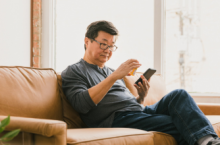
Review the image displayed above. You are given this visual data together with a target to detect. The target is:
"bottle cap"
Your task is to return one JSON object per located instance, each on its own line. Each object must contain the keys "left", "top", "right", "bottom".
{"left": 129, "top": 68, "right": 137, "bottom": 76}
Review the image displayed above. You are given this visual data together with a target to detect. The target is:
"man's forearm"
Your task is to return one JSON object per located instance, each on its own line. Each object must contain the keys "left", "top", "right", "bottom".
{"left": 88, "top": 73, "right": 118, "bottom": 104}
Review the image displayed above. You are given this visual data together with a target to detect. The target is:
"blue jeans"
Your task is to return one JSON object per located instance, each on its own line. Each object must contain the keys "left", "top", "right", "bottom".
{"left": 111, "top": 89, "right": 218, "bottom": 145}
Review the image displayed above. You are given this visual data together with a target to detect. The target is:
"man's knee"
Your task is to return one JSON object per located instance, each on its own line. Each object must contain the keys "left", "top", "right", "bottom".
{"left": 175, "top": 89, "right": 187, "bottom": 94}
{"left": 172, "top": 89, "right": 191, "bottom": 99}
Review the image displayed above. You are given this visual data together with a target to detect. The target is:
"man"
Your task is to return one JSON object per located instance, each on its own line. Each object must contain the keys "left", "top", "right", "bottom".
{"left": 61, "top": 20, "right": 220, "bottom": 145}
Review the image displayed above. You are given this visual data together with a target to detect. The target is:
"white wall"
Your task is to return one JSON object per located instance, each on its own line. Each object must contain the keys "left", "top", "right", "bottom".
{"left": 0, "top": 0, "right": 30, "bottom": 66}
{"left": 55, "top": 0, "right": 154, "bottom": 72}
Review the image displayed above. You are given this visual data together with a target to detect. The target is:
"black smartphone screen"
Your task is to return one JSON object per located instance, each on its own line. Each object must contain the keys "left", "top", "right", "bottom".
{"left": 134, "top": 68, "right": 156, "bottom": 85}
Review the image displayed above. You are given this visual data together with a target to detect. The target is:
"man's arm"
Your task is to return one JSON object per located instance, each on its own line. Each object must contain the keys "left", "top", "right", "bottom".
{"left": 88, "top": 73, "right": 117, "bottom": 104}
{"left": 88, "top": 59, "right": 141, "bottom": 104}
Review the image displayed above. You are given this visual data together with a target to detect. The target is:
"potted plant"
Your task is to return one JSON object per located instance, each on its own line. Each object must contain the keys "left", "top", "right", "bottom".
{"left": 0, "top": 116, "right": 20, "bottom": 145}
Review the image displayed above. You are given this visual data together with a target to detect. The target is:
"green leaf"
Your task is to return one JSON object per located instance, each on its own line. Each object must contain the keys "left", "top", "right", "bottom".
{"left": 0, "top": 127, "right": 5, "bottom": 133}
{"left": 0, "top": 116, "right": 10, "bottom": 128}
{"left": 0, "top": 129, "right": 20, "bottom": 142}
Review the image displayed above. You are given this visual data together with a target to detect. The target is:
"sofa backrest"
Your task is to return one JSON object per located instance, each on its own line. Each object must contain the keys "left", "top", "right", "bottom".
{"left": 0, "top": 66, "right": 63, "bottom": 121}
{"left": 57, "top": 72, "right": 87, "bottom": 128}
{"left": 57, "top": 72, "right": 167, "bottom": 128}
{"left": 123, "top": 73, "right": 167, "bottom": 106}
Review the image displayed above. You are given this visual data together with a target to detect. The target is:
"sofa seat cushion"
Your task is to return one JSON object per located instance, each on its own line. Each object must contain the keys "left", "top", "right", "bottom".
{"left": 67, "top": 128, "right": 177, "bottom": 145}
{"left": 66, "top": 116, "right": 220, "bottom": 145}
{"left": 206, "top": 115, "right": 220, "bottom": 137}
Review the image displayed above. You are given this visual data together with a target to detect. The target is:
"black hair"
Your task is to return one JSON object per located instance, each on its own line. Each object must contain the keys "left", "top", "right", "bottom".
{"left": 84, "top": 20, "right": 119, "bottom": 50}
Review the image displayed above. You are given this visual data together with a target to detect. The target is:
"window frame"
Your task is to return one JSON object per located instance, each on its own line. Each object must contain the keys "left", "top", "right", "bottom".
{"left": 154, "top": 0, "right": 166, "bottom": 76}
{"left": 41, "top": 0, "right": 56, "bottom": 69}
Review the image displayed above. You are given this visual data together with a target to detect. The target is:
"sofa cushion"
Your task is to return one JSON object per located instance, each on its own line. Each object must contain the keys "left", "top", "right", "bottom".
{"left": 206, "top": 115, "right": 220, "bottom": 137}
{"left": 66, "top": 128, "right": 177, "bottom": 145}
{"left": 57, "top": 72, "right": 87, "bottom": 128}
{"left": 66, "top": 115, "right": 220, "bottom": 145}
{"left": 0, "top": 66, "right": 63, "bottom": 120}
{"left": 123, "top": 72, "right": 167, "bottom": 106}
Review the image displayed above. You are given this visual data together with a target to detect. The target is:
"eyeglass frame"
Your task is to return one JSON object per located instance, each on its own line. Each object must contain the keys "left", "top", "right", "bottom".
{"left": 91, "top": 38, "right": 118, "bottom": 52}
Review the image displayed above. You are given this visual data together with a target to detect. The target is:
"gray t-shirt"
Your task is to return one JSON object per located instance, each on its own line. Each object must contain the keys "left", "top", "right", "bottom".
{"left": 61, "top": 59, "right": 144, "bottom": 127}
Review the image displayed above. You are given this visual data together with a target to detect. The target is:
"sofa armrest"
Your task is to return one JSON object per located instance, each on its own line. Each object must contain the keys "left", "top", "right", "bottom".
{"left": 197, "top": 103, "right": 220, "bottom": 115}
{"left": 0, "top": 115, "right": 67, "bottom": 145}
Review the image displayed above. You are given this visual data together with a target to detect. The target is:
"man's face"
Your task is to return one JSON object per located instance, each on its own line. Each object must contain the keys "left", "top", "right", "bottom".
{"left": 85, "top": 31, "right": 116, "bottom": 65}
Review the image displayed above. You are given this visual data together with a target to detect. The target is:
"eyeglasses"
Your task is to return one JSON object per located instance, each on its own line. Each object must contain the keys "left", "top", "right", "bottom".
{"left": 91, "top": 39, "right": 118, "bottom": 52}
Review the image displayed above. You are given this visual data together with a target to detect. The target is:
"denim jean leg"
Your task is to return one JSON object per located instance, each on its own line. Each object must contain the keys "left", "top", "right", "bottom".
{"left": 144, "top": 89, "right": 218, "bottom": 145}
{"left": 112, "top": 111, "right": 187, "bottom": 145}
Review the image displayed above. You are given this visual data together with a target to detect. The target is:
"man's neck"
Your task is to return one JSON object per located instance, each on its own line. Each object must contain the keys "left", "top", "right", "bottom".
{"left": 83, "top": 56, "right": 105, "bottom": 69}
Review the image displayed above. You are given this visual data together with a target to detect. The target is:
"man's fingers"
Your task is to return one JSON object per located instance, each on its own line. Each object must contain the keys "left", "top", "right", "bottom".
{"left": 134, "top": 82, "right": 142, "bottom": 90}
{"left": 127, "top": 59, "right": 139, "bottom": 64}
{"left": 141, "top": 76, "right": 150, "bottom": 91}
{"left": 141, "top": 76, "right": 147, "bottom": 86}
{"left": 128, "top": 62, "right": 141, "bottom": 67}
{"left": 141, "top": 75, "right": 150, "bottom": 85}
{"left": 132, "top": 64, "right": 141, "bottom": 69}
{"left": 145, "top": 81, "right": 150, "bottom": 89}
{"left": 134, "top": 84, "right": 140, "bottom": 90}
{"left": 138, "top": 82, "right": 145, "bottom": 92}
{"left": 135, "top": 75, "right": 150, "bottom": 92}
{"left": 123, "top": 60, "right": 141, "bottom": 73}
{"left": 126, "top": 59, "right": 141, "bottom": 67}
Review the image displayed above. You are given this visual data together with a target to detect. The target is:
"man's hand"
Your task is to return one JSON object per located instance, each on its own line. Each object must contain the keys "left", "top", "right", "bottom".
{"left": 112, "top": 59, "right": 141, "bottom": 80}
{"left": 134, "top": 75, "right": 151, "bottom": 104}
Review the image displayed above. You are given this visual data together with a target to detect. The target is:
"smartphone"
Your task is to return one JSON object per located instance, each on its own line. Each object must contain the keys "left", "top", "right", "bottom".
{"left": 135, "top": 68, "right": 156, "bottom": 85}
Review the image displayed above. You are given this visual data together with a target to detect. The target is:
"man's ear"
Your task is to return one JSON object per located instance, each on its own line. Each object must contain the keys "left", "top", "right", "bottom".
{"left": 84, "top": 37, "right": 89, "bottom": 48}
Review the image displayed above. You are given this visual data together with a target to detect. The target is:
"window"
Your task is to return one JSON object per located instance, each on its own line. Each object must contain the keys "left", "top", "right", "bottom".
{"left": 54, "top": 0, "right": 154, "bottom": 73}
{"left": 165, "top": 0, "right": 220, "bottom": 94}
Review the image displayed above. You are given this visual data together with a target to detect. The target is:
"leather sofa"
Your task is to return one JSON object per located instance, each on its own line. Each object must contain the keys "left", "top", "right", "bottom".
{"left": 0, "top": 66, "right": 220, "bottom": 145}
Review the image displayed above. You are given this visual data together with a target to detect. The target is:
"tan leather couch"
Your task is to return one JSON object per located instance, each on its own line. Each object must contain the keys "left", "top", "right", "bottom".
{"left": 0, "top": 66, "right": 220, "bottom": 145}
